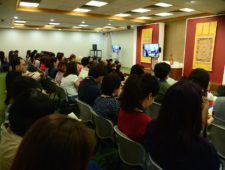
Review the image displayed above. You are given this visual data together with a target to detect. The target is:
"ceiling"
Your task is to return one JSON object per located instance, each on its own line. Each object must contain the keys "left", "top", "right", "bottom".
{"left": 0, "top": 0, "right": 225, "bottom": 32}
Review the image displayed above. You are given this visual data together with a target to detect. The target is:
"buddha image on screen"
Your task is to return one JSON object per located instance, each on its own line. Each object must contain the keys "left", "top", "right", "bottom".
{"left": 143, "top": 44, "right": 159, "bottom": 57}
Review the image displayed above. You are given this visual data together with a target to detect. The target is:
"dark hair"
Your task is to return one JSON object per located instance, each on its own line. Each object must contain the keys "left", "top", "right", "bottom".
{"left": 69, "top": 54, "right": 76, "bottom": 61}
{"left": 81, "top": 57, "right": 90, "bottom": 67}
{"left": 154, "top": 62, "right": 171, "bottom": 80}
{"left": 64, "top": 61, "right": 78, "bottom": 77}
{"left": 10, "top": 57, "right": 24, "bottom": 70}
{"left": 130, "top": 64, "right": 144, "bottom": 76}
{"left": 56, "top": 52, "right": 64, "bottom": 61}
{"left": 101, "top": 73, "right": 121, "bottom": 96}
{"left": 188, "top": 68, "right": 209, "bottom": 96}
{"left": 120, "top": 74, "right": 159, "bottom": 111}
{"left": 57, "top": 61, "right": 67, "bottom": 72}
{"left": 88, "top": 63, "right": 107, "bottom": 78}
{"left": 8, "top": 89, "right": 55, "bottom": 136}
{"left": 12, "top": 76, "right": 42, "bottom": 100}
{"left": 11, "top": 114, "right": 95, "bottom": 170}
{"left": 152, "top": 81, "right": 202, "bottom": 156}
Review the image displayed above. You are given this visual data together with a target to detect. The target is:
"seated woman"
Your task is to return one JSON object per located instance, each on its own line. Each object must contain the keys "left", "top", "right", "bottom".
{"left": 11, "top": 114, "right": 98, "bottom": 170}
{"left": 93, "top": 73, "right": 121, "bottom": 124}
{"left": 118, "top": 74, "right": 159, "bottom": 142}
{"left": 55, "top": 61, "right": 67, "bottom": 85}
{"left": 60, "top": 62, "right": 80, "bottom": 103}
{"left": 144, "top": 81, "right": 221, "bottom": 170}
{"left": 188, "top": 68, "right": 213, "bottom": 128}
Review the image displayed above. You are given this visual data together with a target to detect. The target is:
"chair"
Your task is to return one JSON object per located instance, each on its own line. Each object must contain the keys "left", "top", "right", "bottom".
{"left": 210, "top": 123, "right": 225, "bottom": 159}
{"left": 146, "top": 102, "right": 161, "bottom": 120}
{"left": 91, "top": 110, "right": 114, "bottom": 141}
{"left": 114, "top": 125, "right": 148, "bottom": 170}
{"left": 148, "top": 154, "right": 163, "bottom": 170}
{"left": 55, "top": 86, "right": 78, "bottom": 114}
{"left": 76, "top": 99, "right": 93, "bottom": 123}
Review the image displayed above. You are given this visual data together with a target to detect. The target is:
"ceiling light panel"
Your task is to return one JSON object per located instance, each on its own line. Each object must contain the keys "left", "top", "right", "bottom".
{"left": 49, "top": 22, "right": 60, "bottom": 25}
{"left": 115, "top": 13, "right": 131, "bottom": 17}
{"left": 155, "top": 12, "right": 173, "bottom": 16}
{"left": 131, "top": 8, "right": 150, "bottom": 13}
{"left": 73, "top": 8, "right": 91, "bottom": 12}
{"left": 180, "top": 8, "right": 195, "bottom": 12}
{"left": 155, "top": 2, "right": 172, "bottom": 7}
{"left": 19, "top": 2, "right": 39, "bottom": 7}
{"left": 86, "top": 1, "right": 108, "bottom": 7}
{"left": 138, "top": 16, "right": 152, "bottom": 20}
{"left": 78, "top": 24, "right": 89, "bottom": 27}
{"left": 72, "top": 26, "right": 82, "bottom": 28}
{"left": 14, "top": 20, "right": 26, "bottom": 23}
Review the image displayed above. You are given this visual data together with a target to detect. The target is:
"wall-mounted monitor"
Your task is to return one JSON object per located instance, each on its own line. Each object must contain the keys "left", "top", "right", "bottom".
{"left": 143, "top": 44, "right": 160, "bottom": 57}
{"left": 112, "top": 44, "right": 121, "bottom": 53}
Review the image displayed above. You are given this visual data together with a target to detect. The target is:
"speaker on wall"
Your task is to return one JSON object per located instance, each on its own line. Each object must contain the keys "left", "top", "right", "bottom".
{"left": 127, "top": 25, "right": 131, "bottom": 30}
{"left": 92, "top": 44, "right": 97, "bottom": 50}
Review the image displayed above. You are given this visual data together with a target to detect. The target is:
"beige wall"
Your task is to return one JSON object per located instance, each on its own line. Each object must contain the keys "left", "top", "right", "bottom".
{"left": 164, "top": 20, "right": 186, "bottom": 63}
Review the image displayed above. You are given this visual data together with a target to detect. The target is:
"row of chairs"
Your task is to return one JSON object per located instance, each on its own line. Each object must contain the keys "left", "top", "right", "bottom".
{"left": 76, "top": 99, "right": 162, "bottom": 170}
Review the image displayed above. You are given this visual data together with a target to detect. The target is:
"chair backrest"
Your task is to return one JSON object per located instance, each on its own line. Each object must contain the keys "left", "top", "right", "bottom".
{"left": 149, "top": 154, "right": 163, "bottom": 170}
{"left": 76, "top": 99, "right": 93, "bottom": 123}
{"left": 114, "top": 125, "right": 147, "bottom": 169}
{"left": 210, "top": 123, "right": 225, "bottom": 159}
{"left": 91, "top": 110, "right": 114, "bottom": 141}
{"left": 146, "top": 102, "right": 161, "bottom": 120}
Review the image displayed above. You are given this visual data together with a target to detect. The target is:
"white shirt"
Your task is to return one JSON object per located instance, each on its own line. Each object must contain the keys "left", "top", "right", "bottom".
{"left": 60, "top": 74, "right": 78, "bottom": 96}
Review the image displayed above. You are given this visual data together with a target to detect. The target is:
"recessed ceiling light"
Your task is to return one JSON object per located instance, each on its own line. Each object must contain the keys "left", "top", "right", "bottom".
{"left": 104, "top": 26, "right": 112, "bottom": 28}
{"left": 14, "top": 23, "right": 25, "bottom": 26}
{"left": 115, "top": 13, "right": 131, "bottom": 17}
{"left": 49, "top": 22, "right": 60, "bottom": 25}
{"left": 58, "top": 29, "right": 62, "bottom": 31}
{"left": 50, "top": 19, "right": 54, "bottom": 22}
{"left": 131, "top": 8, "right": 150, "bottom": 13}
{"left": 78, "top": 24, "right": 89, "bottom": 27}
{"left": 11, "top": 27, "right": 14, "bottom": 29}
{"left": 180, "top": 8, "right": 195, "bottom": 12}
{"left": 73, "top": 8, "right": 91, "bottom": 13}
{"left": 36, "top": 28, "right": 39, "bottom": 30}
{"left": 14, "top": 16, "right": 18, "bottom": 19}
{"left": 73, "top": 26, "right": 82, "bottom": 28}
{"left": 81, "top": 21, "right": 86, "bottom": 24}
{"left": 14, "top": 20, "right": 26, "bottom": 23}
{"left": 155, "top": 12, "right": 173, "bottom": 16}
{"left": 19, "top": 2, "right": 39, "bottom": 7}
{"left": 108, "top": 23, "right": 111, "bottom": 25}
{"left": 86, "top": 1, "right": 108, "bottom": 7}
{"left": 138, "top": 16, "right": 152, "bottom": 20}
{"left": 155, "top": 2, "right": 172, "bottom": 7}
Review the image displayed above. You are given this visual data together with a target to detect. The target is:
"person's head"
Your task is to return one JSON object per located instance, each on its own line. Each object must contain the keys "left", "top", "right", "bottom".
{"left": 120, "top": 74, "right": 159, "bottom": 111}
{"left": 188, "top": 68, "right": 209, "bottom": 96}
{"left": 81, "top": 57, "right": 90, "bottom": 67}
{"left": 101, "top": 73, "right": 121, "bottom": 97}
{"left": 69, "top": 54, "right": 76, "bottom": 62}
{"left": 154, "top": 81, "right": 203, "bottom": 153}
{"left": 88, "top": 63, "right": 107, "bottom": 83}
{"left": 130, "top": 64, "right": 144, "bottom": 76}
{"left": 64, "top": 61, "right": 78, "bottom": 77}
{"left": 57, "top": 61, "right": 67, "bottom": 73}
{"left": 11, "top": 57, "right": 27, "bottom": 73}
{"left": 50, "top": 57, "right": 58, "bottom": 69}
{"left": 56, "top": 52, "right": 64, "bottom": 62}
{"left": 11, "top": 76, "right": 42, "bottom": 101}
{"left": 11, "top": 114, "right": 95, "bottom": 170}
{"left": 8, "top": 89, "right": 55, "bottom": 137}
{"left": 154, "top": 62, "right": 171, "bottom": 80}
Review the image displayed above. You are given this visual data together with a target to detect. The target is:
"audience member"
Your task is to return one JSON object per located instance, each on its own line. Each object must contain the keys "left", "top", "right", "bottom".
{"left": 48, "top": 57, "right": 58, "bottom": 79}
{"left": 118, "top": 74, "right": 159, "bottom": 142}
{"left": 61, "top": 62, "right": 80, "bottom": 103}
{"left": 93, "top": 73, "right": 121, "bottom": 124}
{"left": 55, "top": 61, "right": 67, "bottom": 84}
{"left": 144, "top": 81, "right": 221, "bottom": 170}
{"left": 79, "top": 57, "right": 90, "bottom": 79}
{"left": 78, "top": 63, "right": 107, "bottom": 106}
{"left": 188, "top": 68, "right": 212, "bottom": 127}
{"left": 130, "top": 64, "right": 144, "bottom": 76}
{"left": 154, "top": 62, "right": 171, "bottom": 103}
{"left": 114, "top": 63, "right": 125, "bottom": 81}
{"left": 69, "top": 54, "right": 76, "bottom": 62}
{"left": 5, "top": 57, "right": 27, "bottom": 105}
{"left": 0, "top": 89, "right": 54, "bottom": 170}
{"left": 213, "top": 97, "right": 225, "bottom": 126}
{"left": 11, "top": 114, "right": 97, "bottom": 170}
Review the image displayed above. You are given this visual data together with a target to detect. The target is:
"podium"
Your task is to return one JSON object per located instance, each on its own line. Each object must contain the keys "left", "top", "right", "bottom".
{"left": 90, "top": 50, "right": 102, "bottom": 57}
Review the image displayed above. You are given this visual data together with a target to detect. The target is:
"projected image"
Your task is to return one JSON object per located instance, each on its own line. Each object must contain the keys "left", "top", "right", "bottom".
{"left": 112, "top": 45, "right": 121, "bottom": 53}
{"left": 143, "top": 44, "right": 159, "bottom": 57}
